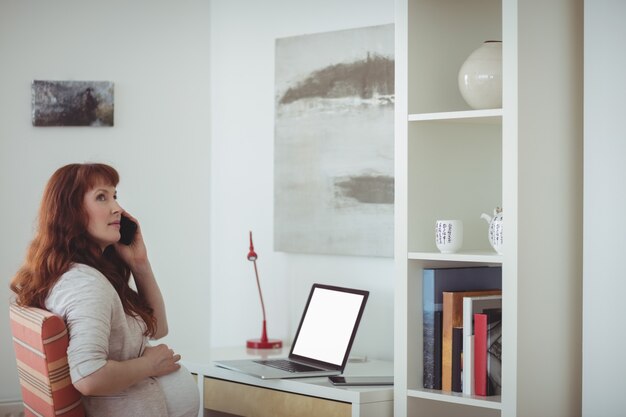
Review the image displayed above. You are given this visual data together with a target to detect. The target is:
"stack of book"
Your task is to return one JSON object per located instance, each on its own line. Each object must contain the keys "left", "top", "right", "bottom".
{"left": 422, "top": 266, "right": 502, "bottom": 396}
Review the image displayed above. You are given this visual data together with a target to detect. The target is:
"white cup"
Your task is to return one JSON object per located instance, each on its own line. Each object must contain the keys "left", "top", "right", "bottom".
{"left": 435, "top": 220, "right": 463, "bottom": 253}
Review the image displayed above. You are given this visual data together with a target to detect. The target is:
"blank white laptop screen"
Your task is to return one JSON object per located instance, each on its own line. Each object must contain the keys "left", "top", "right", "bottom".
{"left": 291, "top": 287, "right": 366, "bottom": 365}
{"left": 213, "top": 284, "right": 369, "bottom": 379}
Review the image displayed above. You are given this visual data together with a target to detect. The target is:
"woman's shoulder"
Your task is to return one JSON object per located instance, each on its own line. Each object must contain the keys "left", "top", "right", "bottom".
{"left": 58, "top": 263, "right": 111, "bottom": 286}
{"left": 47, "top": 263, "right": 116, "bottom": 308}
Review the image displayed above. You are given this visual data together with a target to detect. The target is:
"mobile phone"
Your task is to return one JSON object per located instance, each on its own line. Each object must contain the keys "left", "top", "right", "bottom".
{"left": 328, "top": 376, "right": 394, "bottom": 386}
{"left": 119, "top": 215, "right": 138, "bottom": 245}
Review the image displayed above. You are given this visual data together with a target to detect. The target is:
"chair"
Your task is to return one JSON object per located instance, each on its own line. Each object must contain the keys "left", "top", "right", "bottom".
{"left": 9, "top": 303, "right": 85, "bottom": 417}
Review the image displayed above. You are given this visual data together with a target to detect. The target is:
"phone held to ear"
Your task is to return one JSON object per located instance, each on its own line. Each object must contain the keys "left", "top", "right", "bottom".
{"left": 328, "top": 376, "right": 394, "bottom": 386}
{"left": 119, "top": 215, "right": 138, "bottom": 245}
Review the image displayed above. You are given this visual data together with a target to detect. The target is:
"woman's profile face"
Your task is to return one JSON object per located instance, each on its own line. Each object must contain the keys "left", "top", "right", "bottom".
{"left": 83, "top": 183, "right": 122, "bottom": 250}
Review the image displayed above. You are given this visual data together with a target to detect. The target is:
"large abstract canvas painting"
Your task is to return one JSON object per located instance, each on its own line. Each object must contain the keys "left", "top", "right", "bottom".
{"left": 274, "top": 24, "right": 394, "bottom": 257}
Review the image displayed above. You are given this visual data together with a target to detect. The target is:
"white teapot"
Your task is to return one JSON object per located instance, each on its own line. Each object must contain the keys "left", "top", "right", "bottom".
{"left": 480, "top": 207, "right": 503, "bottom": 255}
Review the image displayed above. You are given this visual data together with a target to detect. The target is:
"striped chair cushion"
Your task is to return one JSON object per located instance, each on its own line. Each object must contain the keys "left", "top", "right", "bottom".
{"left": 9, "top": 303, "right": 85, "bottom": 417}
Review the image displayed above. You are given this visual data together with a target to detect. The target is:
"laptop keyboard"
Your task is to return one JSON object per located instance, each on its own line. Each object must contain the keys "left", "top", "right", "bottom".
{"left": 254, "top": 359, "right": 323, "bottom": 373}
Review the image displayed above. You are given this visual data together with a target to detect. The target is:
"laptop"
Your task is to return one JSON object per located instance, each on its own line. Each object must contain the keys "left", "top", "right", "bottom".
{"left": 214, "top": 283, "right": 369, "bottom": 379}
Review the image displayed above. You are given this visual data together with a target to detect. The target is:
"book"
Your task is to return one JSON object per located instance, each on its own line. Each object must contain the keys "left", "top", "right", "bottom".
{"left": 422, "top": 266, "right": 502, "bottom": 390}
{"left": 465, "top": 335, "right": 474, "bottom": 392}
{"left": 474, "top": 313, "right": 488, "bottom": 396}
{"left": 432, "top": 310, "right": 443, "bottom": 390}
{"left": 474, "top": 308, "right": 502, "bottom": 396}
{"left": 486, "top": 308, "right": 502, "bottom": 395}
{"left": 442, "top": 289, "right": 502, "bottom": 391}
{"left": 462, "top": 295, "right": 502, "bottom": 395}
{"left": 451, "top": 326, "right": 463, "bottom": 392}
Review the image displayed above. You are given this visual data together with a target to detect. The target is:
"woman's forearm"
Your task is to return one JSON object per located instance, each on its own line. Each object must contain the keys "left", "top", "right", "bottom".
{"left": 73, "top": 357, "right": 151, "bottom": 396}
{"left": 73, "top": 344, "right": 181, "bottom": 396}
{"left": 132, "top": 261, "right": 168, "bottom": 339}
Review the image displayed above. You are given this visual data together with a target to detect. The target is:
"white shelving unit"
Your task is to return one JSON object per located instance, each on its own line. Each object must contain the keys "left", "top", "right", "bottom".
{"left": 394, "top": 1, "right": 583, "bottom": 416}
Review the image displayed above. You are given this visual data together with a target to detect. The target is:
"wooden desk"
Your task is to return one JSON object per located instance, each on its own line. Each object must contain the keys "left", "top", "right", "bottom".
{"left": 179, "top": 346, "right": 393, "bottom": 417}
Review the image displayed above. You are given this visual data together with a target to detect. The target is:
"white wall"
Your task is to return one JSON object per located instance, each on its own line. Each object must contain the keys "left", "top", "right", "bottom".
{"left": 0, "top": 0, "right": 396, "bottom": 402}
{"left": 208, "top": 0, "right": 395, "bottom": 360}
{"left": 583, "top": 1, "right": 626, "bottom": 416}
{"left": 0, "top": 0, "right": 211, "bottom": 400}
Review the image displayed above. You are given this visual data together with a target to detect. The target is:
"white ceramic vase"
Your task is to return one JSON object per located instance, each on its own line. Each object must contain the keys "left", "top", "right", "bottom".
{"left": 458, "top": 41, "right": 502, "bottom": 109}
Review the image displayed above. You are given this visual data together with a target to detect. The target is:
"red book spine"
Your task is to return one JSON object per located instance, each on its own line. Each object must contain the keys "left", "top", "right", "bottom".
{"left": 474, "top": 313, "right": 487, "bottom": 396}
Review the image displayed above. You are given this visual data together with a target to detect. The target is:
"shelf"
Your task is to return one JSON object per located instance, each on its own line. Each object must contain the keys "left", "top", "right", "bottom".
{"left": 407, "top": 388, "right": 502, "bottom": 410}
{"left": 408, "top": 251, "right": 503, "bottom": 264}
{"left": 408, "top": 109, "right": 502, "bottom": 123}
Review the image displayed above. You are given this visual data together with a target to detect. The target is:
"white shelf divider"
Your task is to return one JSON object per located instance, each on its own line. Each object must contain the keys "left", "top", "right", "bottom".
{"left": 407, "top": 388, "right": 502, "bottom": 410}
{"left": 408, "top": 250, "right": 503, "bottom": 264}
{"left": 408, "top": 109, "right": 502, "bottom": 123}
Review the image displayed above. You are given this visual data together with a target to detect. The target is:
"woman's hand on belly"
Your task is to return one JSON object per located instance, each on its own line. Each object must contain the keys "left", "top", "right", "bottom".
{"left": 141, "top": 344, "right": 181, "bottom": 377}
{"left": 73, "top": 344, "right": 181, "bottom": 396}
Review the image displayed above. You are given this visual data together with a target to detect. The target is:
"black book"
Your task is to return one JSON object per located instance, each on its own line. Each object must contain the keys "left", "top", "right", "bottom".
{"left": 432, "top": 310, "right": 443, "bottom": 389}
{"left": 451, "top": 326, "right": 463, "bottom": 393}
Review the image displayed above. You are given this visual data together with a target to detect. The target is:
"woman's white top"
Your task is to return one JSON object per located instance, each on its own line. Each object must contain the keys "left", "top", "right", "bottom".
{"left": 46, "top": 263, "right": 199, "bottom": 417}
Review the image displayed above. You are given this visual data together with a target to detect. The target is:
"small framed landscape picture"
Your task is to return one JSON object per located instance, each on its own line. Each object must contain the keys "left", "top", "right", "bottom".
{"left": 31, "top": 80, "right": 114, "bottom": 127}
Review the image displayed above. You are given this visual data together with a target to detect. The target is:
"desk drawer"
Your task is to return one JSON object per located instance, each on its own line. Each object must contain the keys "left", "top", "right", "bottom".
{"left": 204, "top": 377, "right": 351, "bottom": 417}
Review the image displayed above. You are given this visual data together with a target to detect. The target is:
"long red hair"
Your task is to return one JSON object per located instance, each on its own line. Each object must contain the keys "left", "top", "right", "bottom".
{"left": 10, "top": 163, "right": 156, "bottom": 336}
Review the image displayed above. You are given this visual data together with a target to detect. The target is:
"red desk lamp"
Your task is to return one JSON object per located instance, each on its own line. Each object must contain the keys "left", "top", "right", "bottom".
{"left": 246, "top": 231, "right": 282, "bottom": 349}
